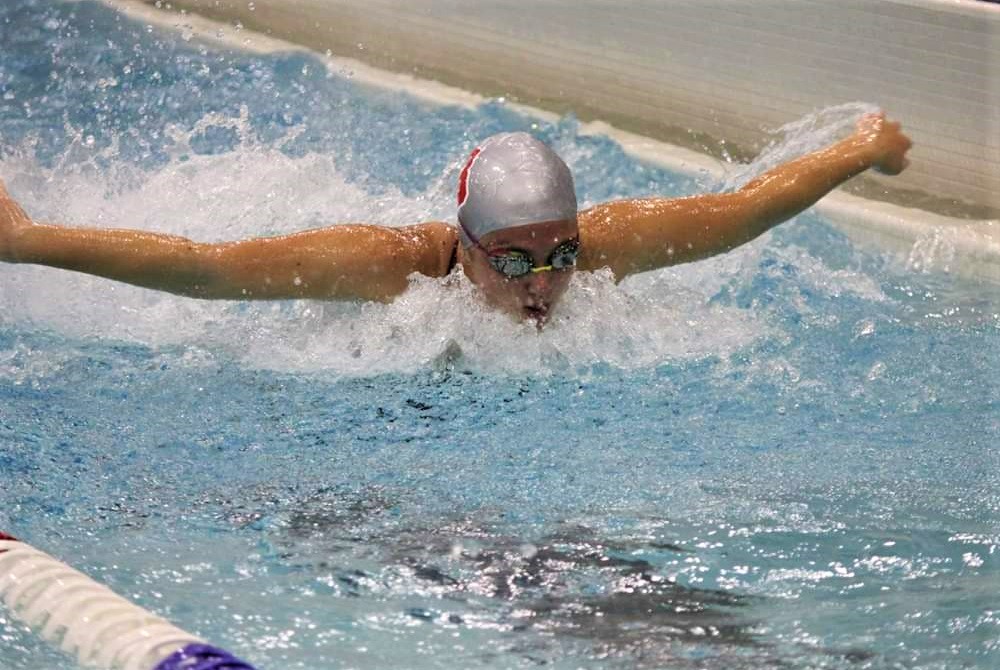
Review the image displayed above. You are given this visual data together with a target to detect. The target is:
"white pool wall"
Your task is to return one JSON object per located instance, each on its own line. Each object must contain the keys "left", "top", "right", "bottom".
{"left": 118, "top": 0, "right": 1000, "bottom": 280}
{"left": 135, "top": 0, "right": 998, "bottom": 211}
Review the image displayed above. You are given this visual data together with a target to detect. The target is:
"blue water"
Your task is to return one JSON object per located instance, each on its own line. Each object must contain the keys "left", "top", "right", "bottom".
{"left": 1, "top": 2, "right": 998, "bottom": 669}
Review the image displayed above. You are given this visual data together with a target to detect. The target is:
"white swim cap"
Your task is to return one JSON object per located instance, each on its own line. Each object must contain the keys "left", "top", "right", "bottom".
{"left": 456, "top": 132, "right": 577, "bottom": 247}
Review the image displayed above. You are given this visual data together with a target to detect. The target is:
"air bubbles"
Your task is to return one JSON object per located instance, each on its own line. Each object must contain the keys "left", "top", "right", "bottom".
{"left": 853, "top": 318, "right": 875, "bottom": 338}
{"left": 961, "top": 553, "right": 984, "bottom": 568}
{"left": 866, "top": 361, "right": 887, "bottom": 381}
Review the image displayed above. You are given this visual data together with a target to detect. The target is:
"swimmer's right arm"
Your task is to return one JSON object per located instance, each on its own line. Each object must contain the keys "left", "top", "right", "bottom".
{"left": 0, "top": 179, "right": 457, "bottom": 301}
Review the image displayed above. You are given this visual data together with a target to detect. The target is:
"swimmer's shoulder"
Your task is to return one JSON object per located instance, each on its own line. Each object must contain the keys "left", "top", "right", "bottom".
{"left": 398, "top": 221, "right": 459, "bottom": 277}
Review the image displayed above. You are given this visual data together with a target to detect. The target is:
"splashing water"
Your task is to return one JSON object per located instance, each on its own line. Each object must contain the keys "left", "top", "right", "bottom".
{"left": 717, "top": 102, "right": 880, "bottom": 191}
{"left": 0, "top": 92, "right": 894, "bottom": 376}
{"left": 0, "top": 123, "right": 769, "bottom": 375}
{"left": 1, "top": 3, "right": 998, "bottom": 670}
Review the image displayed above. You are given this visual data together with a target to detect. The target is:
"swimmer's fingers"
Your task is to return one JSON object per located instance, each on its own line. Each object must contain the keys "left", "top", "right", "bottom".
{"left": 855, "top": 112, "right": 912, "bottom": 176}
{"left": 871, "top": 128, "right": 912, "bottom": 175}
{"left": 0, "top": 178, "right": 31, "bottom": 224}
{"left": 0, "top": 177, "right": 33, "bottom": 262}
{"left": 875, "top": 156, "right": 910, "bottom": 176}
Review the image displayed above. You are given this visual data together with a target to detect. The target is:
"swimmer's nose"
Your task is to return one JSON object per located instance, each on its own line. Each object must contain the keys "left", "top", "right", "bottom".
{"left": 525, "top": 269, "right": 552, "bottom": 295}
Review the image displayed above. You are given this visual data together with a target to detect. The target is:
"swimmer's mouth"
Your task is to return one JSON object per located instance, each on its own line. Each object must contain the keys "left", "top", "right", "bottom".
{"left": 522, "top": 304, "right": 549, "bottom": 322}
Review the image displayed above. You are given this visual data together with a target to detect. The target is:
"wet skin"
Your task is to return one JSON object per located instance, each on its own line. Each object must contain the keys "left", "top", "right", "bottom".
{"left": 457, "top": 218, "right": 578, "bottom": 326}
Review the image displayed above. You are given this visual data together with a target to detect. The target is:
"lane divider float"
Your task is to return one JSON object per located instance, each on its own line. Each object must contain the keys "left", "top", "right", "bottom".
{"left": 0, "top": 531, "right": 258, "bottom": 670}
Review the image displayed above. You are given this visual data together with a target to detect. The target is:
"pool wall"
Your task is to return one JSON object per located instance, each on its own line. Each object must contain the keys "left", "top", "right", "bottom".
{"left": 122, "top": 0, "right": 1000, "bottom": 279}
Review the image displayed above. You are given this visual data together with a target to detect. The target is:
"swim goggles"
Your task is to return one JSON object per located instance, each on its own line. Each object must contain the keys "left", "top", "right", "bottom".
{"left": 485, "top": 239, "right": 580, "bottom": 278}
{"left": 458, "top": 218, "right": 580, "bottom": 278}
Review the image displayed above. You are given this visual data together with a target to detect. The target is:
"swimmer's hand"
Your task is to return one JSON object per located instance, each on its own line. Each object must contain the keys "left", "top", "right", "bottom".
{"left": 853, "top": 112, "right": 912, "bottom": 175}
{"left": 0, "top": 178, "right": 33, "bottom": 263}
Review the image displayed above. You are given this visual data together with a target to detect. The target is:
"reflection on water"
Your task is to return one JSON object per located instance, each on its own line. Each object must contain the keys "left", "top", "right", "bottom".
{"left": 251, "top": 485, "right": 884, "bottom": 669}
{"left": 1, "top": 2, "right": 998, "bottom": 670}
{"left": 285, "top": 489, "right": 759, "bottom": 666}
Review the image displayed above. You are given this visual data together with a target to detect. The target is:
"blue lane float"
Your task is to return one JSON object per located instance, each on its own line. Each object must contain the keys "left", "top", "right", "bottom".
{"left": 0, "top": 532, "right": 257, "bottom": 670}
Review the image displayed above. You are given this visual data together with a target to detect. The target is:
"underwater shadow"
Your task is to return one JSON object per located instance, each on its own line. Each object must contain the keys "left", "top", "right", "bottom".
{"left": 268, "top": 486, "right": 787, "bottom": 668}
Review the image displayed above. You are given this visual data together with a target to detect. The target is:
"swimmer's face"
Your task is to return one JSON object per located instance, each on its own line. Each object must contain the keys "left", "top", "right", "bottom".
{"left": 460, "top": 218, "right": 579, "bottom": 326}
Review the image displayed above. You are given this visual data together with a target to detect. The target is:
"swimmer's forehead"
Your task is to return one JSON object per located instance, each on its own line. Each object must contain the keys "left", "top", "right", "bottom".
{"left": 479, "top": 218, "right": 578, "bottom": 251}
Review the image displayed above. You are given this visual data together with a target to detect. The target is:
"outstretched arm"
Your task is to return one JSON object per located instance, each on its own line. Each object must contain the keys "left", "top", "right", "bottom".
{"left": 1, "top": 180, "right": 456, "bottom": 301}
{"left": 578, "top": 113, "right": 912, "bottom": 279}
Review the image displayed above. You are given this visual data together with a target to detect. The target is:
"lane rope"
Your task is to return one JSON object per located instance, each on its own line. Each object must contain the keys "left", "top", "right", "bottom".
{"left": 0, "top": 532, "right": 257, "bottom": 670}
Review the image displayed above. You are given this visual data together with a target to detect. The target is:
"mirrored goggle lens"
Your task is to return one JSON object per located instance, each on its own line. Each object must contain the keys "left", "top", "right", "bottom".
{"left": 489, "top": 252, "right": 534, "bottom": 278}
{"left": 550, "top": 241, "right": 579, "bottom": 269}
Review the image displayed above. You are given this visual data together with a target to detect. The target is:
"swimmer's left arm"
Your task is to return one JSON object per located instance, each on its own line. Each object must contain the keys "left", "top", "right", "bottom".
{"left": 578, "top": 113, "right": 911, "bottom": 279}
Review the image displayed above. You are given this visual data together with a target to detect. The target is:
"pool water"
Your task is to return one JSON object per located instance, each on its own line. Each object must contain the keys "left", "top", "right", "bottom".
{"left": 1, "top": 2, "right": 998, "bottom": 669}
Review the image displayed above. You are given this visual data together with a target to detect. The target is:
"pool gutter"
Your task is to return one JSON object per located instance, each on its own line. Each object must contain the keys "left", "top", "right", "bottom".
{"left": 110, "top": 0, "right": 1000, "bottom": 282}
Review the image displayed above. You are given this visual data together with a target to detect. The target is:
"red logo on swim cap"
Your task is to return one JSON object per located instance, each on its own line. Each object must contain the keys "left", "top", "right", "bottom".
{"left": 0, "top": 531, "right": 18, "bottom": 552}
{"left": 457, "top": 147, "right": 481, "bottom": 207}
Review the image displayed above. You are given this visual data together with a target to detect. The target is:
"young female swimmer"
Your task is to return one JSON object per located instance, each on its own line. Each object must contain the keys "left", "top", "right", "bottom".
{"left": 0, "top": 113, "right": 910, "bottom": 325}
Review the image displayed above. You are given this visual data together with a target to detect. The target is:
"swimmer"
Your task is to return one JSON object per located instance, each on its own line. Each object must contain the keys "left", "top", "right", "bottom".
{"left": 0, "top": 113, "right": 910, "bottom": 325}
